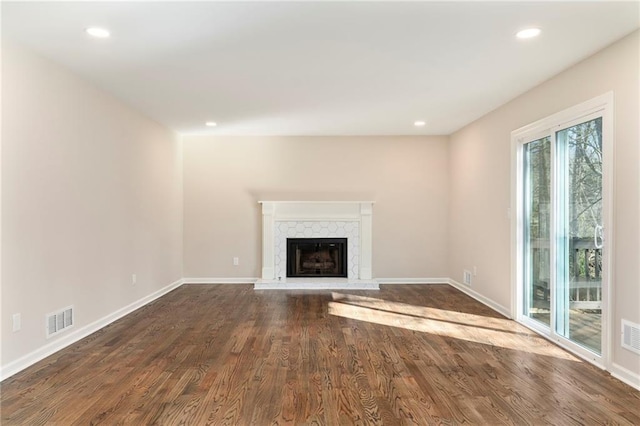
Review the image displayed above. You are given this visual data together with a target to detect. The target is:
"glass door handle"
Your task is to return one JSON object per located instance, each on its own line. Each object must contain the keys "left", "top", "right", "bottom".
{"left": 594, "top": 225, "right": 604, "bottom": 249}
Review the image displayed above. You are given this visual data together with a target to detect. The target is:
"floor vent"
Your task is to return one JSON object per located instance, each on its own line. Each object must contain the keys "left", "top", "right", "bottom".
{"left": 622, "top": 319, "right": 640, "bottom": 355}
{"left": 463, "top": 270, "right": 472, "bottom": 286}
{"left": 46, "top": 306, "right": 74, "bottom": 338}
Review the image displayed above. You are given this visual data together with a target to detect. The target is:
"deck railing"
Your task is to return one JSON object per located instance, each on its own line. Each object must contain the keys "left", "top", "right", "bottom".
{"left": 530, "top": 237, "right": 602, "bottom": 310}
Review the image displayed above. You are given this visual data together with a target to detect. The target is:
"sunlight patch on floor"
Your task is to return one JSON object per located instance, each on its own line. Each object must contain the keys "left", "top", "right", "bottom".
{"left": 328, "top": 293, "right": 579, "bottom": 362}
{"left": 331, "top": 292, "right": 520, "bottom": 332}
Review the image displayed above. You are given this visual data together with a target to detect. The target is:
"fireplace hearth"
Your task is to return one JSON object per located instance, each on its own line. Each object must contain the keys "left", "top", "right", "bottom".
{"left": 287, "top": 238, "right": 347, "bottom": 278}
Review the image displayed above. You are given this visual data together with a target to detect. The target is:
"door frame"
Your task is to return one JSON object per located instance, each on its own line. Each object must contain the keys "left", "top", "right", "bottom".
{"left": 510, "top": 92, "right": 613, "bottom": 369}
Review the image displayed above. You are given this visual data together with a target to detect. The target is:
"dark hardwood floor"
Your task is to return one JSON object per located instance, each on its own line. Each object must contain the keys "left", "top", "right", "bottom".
{"left": 2, "top": 284, "right": 639, "bottom": 425}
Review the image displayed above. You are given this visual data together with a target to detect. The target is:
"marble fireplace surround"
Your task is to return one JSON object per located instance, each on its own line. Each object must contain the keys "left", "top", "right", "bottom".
{"left": 254, "top": 201, "right": 379, "bottom": 290}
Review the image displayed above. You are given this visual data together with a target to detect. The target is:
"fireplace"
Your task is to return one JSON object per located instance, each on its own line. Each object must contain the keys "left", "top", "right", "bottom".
{"left": 255, "top": 201, "right": 378, "bottom": 289}
{"left": 287, "top": 238, "right": 348, "bottom": 278}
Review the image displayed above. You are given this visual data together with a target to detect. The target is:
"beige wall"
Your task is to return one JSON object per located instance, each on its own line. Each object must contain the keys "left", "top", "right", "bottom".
{"left": 182, "top": 136, "right": 449, "bottom": 279}
{"left": 1, "top": 42, "right": 183, "bottom": 368}
{"left": 449, "top": 31, "right": 639, "bottom": 375}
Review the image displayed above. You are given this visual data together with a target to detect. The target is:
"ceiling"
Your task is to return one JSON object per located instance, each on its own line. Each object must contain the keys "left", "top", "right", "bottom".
{"left": 3, "top": 1, "right": 639, "bottom": 136}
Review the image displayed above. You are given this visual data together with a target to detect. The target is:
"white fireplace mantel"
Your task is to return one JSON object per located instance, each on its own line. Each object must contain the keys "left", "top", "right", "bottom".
{"left": 255, "top": 201, "right": 378, "bottom": 290}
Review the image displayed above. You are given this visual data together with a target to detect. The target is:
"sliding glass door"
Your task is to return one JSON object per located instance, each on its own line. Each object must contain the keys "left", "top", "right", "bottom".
{"left": 514, "top": 94, "right": 611, "bottom": 365}
{"left": 555, "top": 117, "right": 603, "bottom": 354}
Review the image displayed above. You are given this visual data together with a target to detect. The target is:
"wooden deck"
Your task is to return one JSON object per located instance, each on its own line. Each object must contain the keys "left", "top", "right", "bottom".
{"left": 529, "top": 309, "right": 601, "bottom": 353}
{"left": 2, "top": 284, "right": 638, "bottom": 425}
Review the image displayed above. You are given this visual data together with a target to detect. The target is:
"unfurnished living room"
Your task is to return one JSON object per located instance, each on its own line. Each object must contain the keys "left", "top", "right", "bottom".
{"left": 1, "top": 1, "right": 640, "bottom": 424}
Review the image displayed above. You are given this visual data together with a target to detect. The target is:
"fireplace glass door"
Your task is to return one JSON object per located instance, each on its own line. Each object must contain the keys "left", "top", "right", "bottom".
{"left": 287, "top": 238, "right": 347, "bottom": 278}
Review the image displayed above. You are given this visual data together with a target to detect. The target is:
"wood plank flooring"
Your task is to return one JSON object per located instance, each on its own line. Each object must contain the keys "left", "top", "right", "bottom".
{"left": 2, "top": 284, "right": 639, "bottom": 425}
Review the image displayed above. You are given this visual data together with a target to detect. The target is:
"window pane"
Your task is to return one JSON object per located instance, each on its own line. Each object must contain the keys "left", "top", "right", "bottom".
{"left": 523, "top": 136, "right": 551, "bottom": 327}
{"left": 555, "top": 117, "right": 602, "bottom": 354}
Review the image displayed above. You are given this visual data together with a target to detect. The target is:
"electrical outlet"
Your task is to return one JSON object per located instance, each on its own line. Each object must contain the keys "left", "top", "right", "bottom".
{"left": 132, "top": 274, "right": 137, "bottom": 285}
{"left": 12, "top": 313, "right": 21, "bottom": 332}
{"left": 473, "top": 266, "right": 477, "bottom": 276}
{"left": 233, "top": 257, "right": 239, "bottom": 266}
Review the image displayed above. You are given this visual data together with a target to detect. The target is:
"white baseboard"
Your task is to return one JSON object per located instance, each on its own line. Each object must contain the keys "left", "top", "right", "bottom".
{"left": 376, "top": 277, "right": 449, "bottom": 284}
{"left": 611, "top": 362, "right": 640, "bottom": 391}
{"left": 0, "top": 278, "right": 184, "bottom": 381}
{"left": 182, "top": 277, "right": 258, "bottom": 284}
{"left": 447, "top": 278, "right": 512, "bottom": 319}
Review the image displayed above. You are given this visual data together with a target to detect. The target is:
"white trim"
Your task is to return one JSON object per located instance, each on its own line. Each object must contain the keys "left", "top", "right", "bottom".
{"left": 448, "top": 279, "right": 512, "bottom": 318}
{"left": 510, "top": 127, "right": 523, "bottom": 320}
{"left": 258, "top": 201, "right": 376, "bottom": 204}
{"left": 611, "top": 363, "right": 640, "bottom": 392}
{"left": 182, "top": 277, "right": 258, "bottom": 284}
{"left": 511, "top": 92, "right": 613, "bottom": 140}
{"left": 0, "top": 278, "right": 184, "bottom": 381}
{"left": 254, "top": 278, "right": 379, "bottom": 290}
{"left": 271, "top": 216, "right": 363, "bottom": 222}
{"left": 376, "top": 278, "right": 449, "bottom": 284}
{"left": 600, "top": 95, "right": 615, "bottom": 371}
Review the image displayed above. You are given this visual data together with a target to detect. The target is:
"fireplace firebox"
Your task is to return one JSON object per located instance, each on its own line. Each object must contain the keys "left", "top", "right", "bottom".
{"left": 287, "top": 238, "right": 348, "bottom": 278}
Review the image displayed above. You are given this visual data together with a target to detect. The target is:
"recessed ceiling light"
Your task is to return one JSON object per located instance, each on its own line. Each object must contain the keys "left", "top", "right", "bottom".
{"left": 414, "top": 121, "right": 426, "bottom": 127}
{"left": 516, "top": 28, "right": 541, "bottom": 39}
{"left": 205, "top": 122, "right": 217, "bottom": 127}
{"left": 85, "top": 27, "right": 110, "bottom": 38}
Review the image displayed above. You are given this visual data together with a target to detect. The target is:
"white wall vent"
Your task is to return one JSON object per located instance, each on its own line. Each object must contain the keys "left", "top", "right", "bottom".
{"left": 622, "top": 319, "right": 640, "bottom": 355}
{"left": 46, "top": 306, "right": 74, "bottom": 338}
{"left": 463, "top": 270, "right": 472, "bottom": 286}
